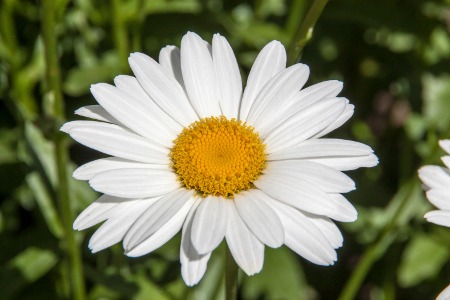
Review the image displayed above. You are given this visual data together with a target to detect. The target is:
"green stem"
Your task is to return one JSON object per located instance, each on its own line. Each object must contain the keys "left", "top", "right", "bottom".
{"left": 225, "top": 246, "right": 238, "bottom": 300}
{"left": 112, "top": 0, "right": 129, "bottom": 70}
{"left": 285, "top": 0, "right": 309, "bottom": 38}
{"left": 287, "top": 0, "right": 329, "bottom": 65}
{"left": 42, "top": 1, "right": 86, "bottom": 299}
{"left": 338, "top": 180, "right": 418, "bottom": 300}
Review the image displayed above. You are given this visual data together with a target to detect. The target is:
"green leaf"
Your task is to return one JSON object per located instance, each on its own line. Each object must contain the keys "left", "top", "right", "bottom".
{"left": 26, "top": 172, "right": 64, "bottom": 238}
{"left": 0, "top": 247, "right": 58, "bottom": 299}
{"left": 140, "top": 0, "right": 201, "bottom": 15}
{"left": 24, "top": 122, "right": 57, "bottom": 184}
{"left": 132, "top": 272, "right": 172, "bottom": 300}
{"left": 404, "top": 113, "right": 427, "bottom": 142}
{"left": 24, "top": 121, "right": 97, "bottom": 213}
{"left": 64, "top": 51, "right": 122, "bottom": 96}
{"left": 422, "top": 73, "right": 450, "bottom": 130}
{"left": 398, "top": 234, "right": 450, "bottom": 287}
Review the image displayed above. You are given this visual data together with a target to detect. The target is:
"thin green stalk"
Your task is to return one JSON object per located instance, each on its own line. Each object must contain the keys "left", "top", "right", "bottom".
{"left": 225, "top": 246, "right": 238, "bottom": 300}
{"left": 338, "top": 180, "right": 418, "bottom": 300}
{"left": 42, "top": 1, "right": 86, "bottom": 299}
{"left": 285, "top": 0, "right": 309, "bottom": 37}
{"left": 112, "top": 0, "right": 129, "bottom": 70}
{"left": 287, "top": 0, "right": 329, "bottom": 65}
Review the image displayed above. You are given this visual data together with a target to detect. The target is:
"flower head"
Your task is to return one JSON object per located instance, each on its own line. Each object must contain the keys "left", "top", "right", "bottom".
{"left": 62, "top": 32, "right": 378, "bottom": 285}
{"left": 418, "top": 140, "right": 450, "bottom": 228}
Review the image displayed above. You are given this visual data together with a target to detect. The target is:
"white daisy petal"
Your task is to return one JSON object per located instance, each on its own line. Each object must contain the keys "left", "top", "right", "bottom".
{"left": 254, "top": 172, "right": 338, "bottom": 219}
{"left": 234, "top": 189, "right": 284, "bottom": 248}
{"left": 61, "top": 121, "right": 169, "bottom": 164}
{"left": 73, "top": 195, "right": 139, "bottom": 230}
{"left": 126, "top": 195, "right": 197, "bottom": 256}
{"left": 212, "top": 34, "right": 242, "bottom": 119}
{"left": 256, "top": 173, "right": 357, "bottom": 222}
{"left": 123, "top": 189, "right": 193, "bottom": 251}
{"left": 268, "top": 199, "right": 337, "bottom": 265}
{"left": 89, "top": 168, "right": 179, "bottom": 199}
{"left": 418, "top": 166, "right": 450, "bottom": 189}
{"left": 439, "top": 140, "right": 450, "bottom": 155}
{"left": 437, "top": 284, "right": 450, "bottom": 300}
{"left": 240, "top": 41, "right": 286, "bottom": 121}
{"left": 264, "top": 98, "right": 347, "bottom": 153}
{"left": 181, "top": 32, "right": 221, "bottom": 117}
{"left": 181, "top": 199, "right": 211, "bottom": 286}
{"left": 304, "top": 213, "right": 344, "bottom": 249}
{"left": 114, "top": 75, "right": 163, "bottom": 110}
{"left": 296, "top": 80, "right": 343, "bottom": 104}
{"left": 267, "top": 138, "right": 374, "bottom": 161}
{"left": 327, "top": 194, "right": 358, "bottom": 222}
{"left": 310, "top": 153, "right": 379, "bottom": 171}
{"left": 90, "top": 83, "right": 181, "bottom": 147}
{"left": 75, "top": 105, "right": 118, "bottom": 123}
{"left": 264, "top": 160, "right": 355, "bottom": 193}
{"left": 191, "top": 196, "right": 228, "bottom": 254}
{"left": 88, "top": 198, "right": 159, "bottom": 253}
{"left": 159, "top": 46, "right": 185, "bottom": 88}
{"left": 314, "top": 102, "right": 354, "bottom": 138}
{"left": 441, "top": 156, "right": 450, "bottom": 169}
{"left": 247, "top": 64, "right": 309, "bottom": 132}
{"left": 261, "top": 81, "right": 343, "bottom": 135}
{"left": 426, "top": 189, "right": 450, "bottom": 210}
{"left": 225, "top": 200, "right": 264, "bottom": 276}
{"left": 113, "top": 76, "right": 185, "bottom": 136}
{"left": 424, "top": 210, "right": 450, "bottom": 227}
{"left": 73, "top": 157, "right": 168, "bottom": 181}
{"left": 128, "top": 52, "right": 198, "bottom": 126}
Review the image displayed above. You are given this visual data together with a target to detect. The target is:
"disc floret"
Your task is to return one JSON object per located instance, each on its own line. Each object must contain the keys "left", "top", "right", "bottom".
{"left": 170, "top": 116, "right": 266, "bottom": 198}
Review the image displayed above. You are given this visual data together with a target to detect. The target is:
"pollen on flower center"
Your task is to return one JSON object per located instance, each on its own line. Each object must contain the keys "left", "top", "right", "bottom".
{"left": 170, "top": 116, "right": 266, "bottom": 198}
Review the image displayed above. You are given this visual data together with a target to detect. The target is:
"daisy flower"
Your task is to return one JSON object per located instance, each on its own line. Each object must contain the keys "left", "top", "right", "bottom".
{"left": 418, "top": 140, "right": 450, "bottom": 227}
{"left": 62, "top": 32, "right": 378, "bottom": 285}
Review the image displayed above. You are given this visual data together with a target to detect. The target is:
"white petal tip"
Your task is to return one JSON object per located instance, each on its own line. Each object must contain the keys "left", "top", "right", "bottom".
{"left": 194, "top": 245, "right": 215, "bottom": 256}
{"left": 124, "top": 249, "right": 141, "bottom": 257}
{"left": 335, "top": 211, "right": 358, "bottom": 223}
{"left": 88, "top": 242, "right": 104, "bottom": 253}
{"left": 89, "top": 83, "right": 102, "bottom": 92}
{"left": 72, "top": 171, "right": 84, "bottom": 180}
{"left": 60, "top": 123, "right": 72, "bottom": 133}
{"left": 181, "top": 274, "right": 202, "bottom": 287}
{"left": 128, "top": 52, "right": 143, "bottom": 62}
{"left": 74, "top": 107, "right": 85, "bottom": 116}
{"left": 439, "top": 140, "right": 450, "bottom": 152}
{"left": 268, "top": 241, "right": 284, "bottom": 249}
{"left": 335, "top": 80, "right": 344, "bottom": 87}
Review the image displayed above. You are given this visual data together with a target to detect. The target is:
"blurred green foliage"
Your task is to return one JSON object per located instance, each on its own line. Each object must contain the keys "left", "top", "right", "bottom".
{"left": 1, "top": 0, "right": 450, "bottom": 299}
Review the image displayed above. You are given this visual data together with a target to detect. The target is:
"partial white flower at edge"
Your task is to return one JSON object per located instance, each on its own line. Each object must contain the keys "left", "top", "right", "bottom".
{"left": 418, "top": 140, "right": 450, "bottom": 228}
{"left": 62, "top": 31, "right": 379, "bottom": 286}
{"left": 437, "top": 285, "right": 450, "bottom": 300}
{"left": 418, "top": 141, "right": 450, "bottom": 300}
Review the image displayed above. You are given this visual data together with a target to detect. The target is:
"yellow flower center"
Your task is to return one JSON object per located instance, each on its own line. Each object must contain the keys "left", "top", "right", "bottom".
{"left": 170, "top": 116, "right": 266, "bottom": 198}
